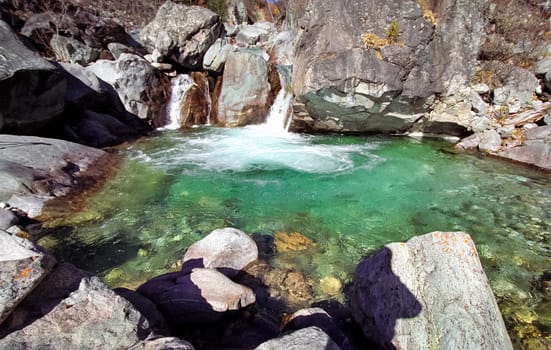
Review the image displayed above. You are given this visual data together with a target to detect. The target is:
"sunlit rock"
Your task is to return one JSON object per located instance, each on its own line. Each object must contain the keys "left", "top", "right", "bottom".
{"left": 351, "top": 231, "right": 513, "bottom": 350}
{"left": 274, "top": 231, "right": 316, "bottom": 252}
{"left": 183, "top": 227, "right": 258, "bottom": 276}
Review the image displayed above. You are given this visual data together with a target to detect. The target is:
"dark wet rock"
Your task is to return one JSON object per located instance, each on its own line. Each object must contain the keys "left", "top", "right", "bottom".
{"left": 0, "top": 230, "right": 56, "bottom": 324}
{"left": 254, "top": 326, "right": 342, "bottom": 350}
{"left": 289, "top": 0, "right": 488, "bottom": 134}
{"left": 140, "top": 1, "right": 222, "bottom": 69}
{"left": 70, "top": 110, "right": 142, "bottom": 148}
{"left": 0, "top": 134, "right": 106, "bottom": 216}
{"left": 0, "top": 20, "right": 65, "bottom": 134}
{"left": 114, "top": 287, "right": 169, "bottom": 335}
{"left": 216, "top": 48, "right": 276, "bottom": 127}
{"left": 351, "top": 231, "right": 512, "bottom": 350}
{"left": 182, "top": 227, "right": 258, "bottom": 276}
{"left": 0, "top": 276, "right": 151, "bottom": 349}
{"left": 50, "top": 34, "right": 99, "bottom": 65}
{"left": 87, "top": 53, "right": 171, "bottom": 127}
{"left": 0, "top": 262, "right": 91, "bottom": 337}
{"left": 172, "top": 72, "right": 211, "bottom": 129}
{"left": 283, "top": 308, "right": 351, "bottom": 350}
{"left": 137, "top": 269, "right": 255, "bottom": 327}
{"left": 129, "top": 336, "right": 195, "bottom": 350}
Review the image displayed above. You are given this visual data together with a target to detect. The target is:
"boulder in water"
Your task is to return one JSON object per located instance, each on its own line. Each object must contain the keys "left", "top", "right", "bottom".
{"left": 350, "top": 231, "right": 513, "bottom": 350}
{"left": 254, "top": 326, "right": 342, "bottom": 350}
{"left": 182, "top": 227, "right": 258, "bottom": 276}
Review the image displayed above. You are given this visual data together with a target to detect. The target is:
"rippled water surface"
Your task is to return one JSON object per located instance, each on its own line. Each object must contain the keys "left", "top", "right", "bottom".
{"left": 43, "top": 126, "right": 551, "bottom": 347}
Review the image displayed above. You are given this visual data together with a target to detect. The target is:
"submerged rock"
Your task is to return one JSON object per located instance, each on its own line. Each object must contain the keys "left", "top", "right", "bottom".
{"left": 0, "top": 230, "right": 56, "bottom": 324}
{"left": 274, "top": 231, "right": 316, "bottom": 252}
{"left": 0, "top": 276, "right": 150, "bottom": 349}
{"left": 182, "top": 227, "right": 258, "bottom": 276}
{"left": 351, "top": 231, "right": 512, "bottom": 350}
{"left": 255, "top": 326, "right": 342, "bottom": 350}
{"left": 0, "top": 20, "right": 66, "bottom": 134}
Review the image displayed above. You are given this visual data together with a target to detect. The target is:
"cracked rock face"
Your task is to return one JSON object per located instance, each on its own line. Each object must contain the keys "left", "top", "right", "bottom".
{"left": 289, "top": 0, "right": 488, "bottom": 134}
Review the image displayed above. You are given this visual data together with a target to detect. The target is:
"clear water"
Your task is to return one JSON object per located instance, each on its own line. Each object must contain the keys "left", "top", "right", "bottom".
{"left": 42, "top": 126, "right": 551, "bottom": 347}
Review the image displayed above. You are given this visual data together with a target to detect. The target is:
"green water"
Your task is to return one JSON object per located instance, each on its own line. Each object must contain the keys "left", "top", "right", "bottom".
{"left": 43, "top": 126, "right": 551, "bottom": 347}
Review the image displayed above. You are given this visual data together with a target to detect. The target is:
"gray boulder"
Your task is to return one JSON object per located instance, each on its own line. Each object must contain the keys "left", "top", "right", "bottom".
{"left": 0, "top": 230, "right": 56, "bottom": 324}
{"left": 182, "top": 227, "right": 258, "bottom": 276}
{"left": 140, "top": 1, "right": 222, "bottom": 69}
{"left": 203, "top": 38, "right": 233, "bottom": 72}
{"left": 0, "top": 262, "right": 92, "bottom": 337}
{"left": 351, "top": 231, "right": 512, "bottom": 350}
{"left": 289, "top": 0, "right": 487, "bottom": 134}
{"left": 0, "top": 277, "right": 151, "bottom": 349}
{"left": 0, "top": 209, "right": 18, "bottom": 230}
{"left": 254, "top": 326, "right": 341, "bottom": 350}
{"left": 478, "top": 129, "right": 502, "bottom": 153}
{"left": 50, "top": 34, "right": 99, "bottom": 65}
{"left": 129, "top": 337, "right": 195, "bottom": 350}
{"left": 236, "top": 22, "right": 277, "bottom": 48}
{"left": 493, "top": 66, "right": 539, "bottom": 114}
{"left": 137, "top": 269, "right": 256, "bottom": 326}
{"left": 534, "top": 56, "right": 551, "bottom": 75}
{"left": 216, "top": 48, "right": 276, "bottom": 126}
{"left": 87, "top": 53, "right": 171, "bottom": 127}
{"left": 497, "top": 142, "right": 551, "bottom": 171}
{"left": 0, "top": 134, "right": 106, "bottom": 215}
{"left": 0, "top": 20, "right": 66, "bottom": 134}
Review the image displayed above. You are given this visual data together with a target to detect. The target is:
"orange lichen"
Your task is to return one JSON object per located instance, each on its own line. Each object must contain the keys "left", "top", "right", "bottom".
{"left": 15, "top": 266, "right": 32, "bottom": 280}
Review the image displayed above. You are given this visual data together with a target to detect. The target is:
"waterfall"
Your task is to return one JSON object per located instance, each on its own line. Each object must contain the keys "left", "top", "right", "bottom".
{"left": 263, "top": 65, "right": 293, "bottom": 132}
{"left": 163, "top": 74, "right": 194, "bottom": 130}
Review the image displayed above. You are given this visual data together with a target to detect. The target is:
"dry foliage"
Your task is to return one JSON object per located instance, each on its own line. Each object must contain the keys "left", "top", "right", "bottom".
{"left": 417, "top": 0, "right": 437, "bottom": 26}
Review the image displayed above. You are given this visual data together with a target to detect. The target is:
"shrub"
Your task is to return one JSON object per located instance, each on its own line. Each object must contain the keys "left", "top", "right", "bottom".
{"left": 387, "top": 19, "right": 400, "bottom": 43}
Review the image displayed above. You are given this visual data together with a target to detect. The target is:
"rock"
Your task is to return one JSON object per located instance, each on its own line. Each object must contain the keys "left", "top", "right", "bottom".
{"left": 478, "top": 130, "right": 502, "bottom": 153}
{"left": 71, "top": 110, "right": 142, "bottom": 148}
{"left": 50, "top": 34, "right": 99, "bottom": 65}
{"left": 236, "top": 22, "right": 277, "bottom": 48}
{"left": 114, "top": 288, "right": 169, "bottom": 335}
{"left": 545, "top": 72, "right": 551, "bottom": 92}
{"left": 203, "top": 38, "right": 233, "bottom": 72}
{"left": 423, "top": 101, "right": 472, "bottom": 136}
{"left": 493, "top": 67, "right": 539, "bottom": 114}
{"left": 269, "top": 30, "right": 297, "bottom": 66}
{"left": 350, "top": 232, "right": 513, "bottom": 350}
{"left": 216, "top": 48, "right": 276, "bottom": 126}
{"left": 255, "top": 326, "right": 342, "bottom": 350}
{"left": 0, "top": 230, "right": 56, "bottom": 324}
{"left": 170, "top": 72, "right": 211, "bottom": 129}
{"left": 0, "top": 134, "right": 107, "bottom": 215}
{"left": 319, "top": 276, "right": 343, "bottom": 297}
{"left": 469, "top": 90, "right": 488, "bottom": 115}
{"left": 87, "top": 53, "right": 171, "bottom": 127}
{"left": 0, "top": 276, "right": 151, "bottom": 349}
{"left": 289, "top": 0, "right": 487, "bottom": 134}
{"left": 0, "top": 20, "right": 66, "bottom": 134}
{"left": 274, "top": 232, "right": 316, "bottom": 252}
{"left": 534, "top": 56, "right": 551, "bottom": 75}
{"left": 497, "top": 142, "right": 551, "bottom": 170}
{"left": 137, "top": 269, "right": 256, "bottom": 326}
{"left": 471, "top": 83, "right": 490, "bottom": 94}
{"left": 129, "top": 337, "right": 195, "bottom": 350}
{"left": 0, "top": 208, "right": 18, "bottom": 230}
{"left": 108, "top": 42, "right": 139, "bottom": 59}
{"left": 470, "top": 116, "right": 493, "bottom": 133}
{"left": 0, "top": 263, "right": 92, "bottom": 337}
{"left": 182, "top": 227, "right": 258, "bottom": 276}
{"left": 283, "top": 308, "right": 350, "bottom": 349}
{"left": 525, "top": 125, "right": 551, "bottom": 141}
{"left": 140, "top": 1, "right": 222, "bottom": 69}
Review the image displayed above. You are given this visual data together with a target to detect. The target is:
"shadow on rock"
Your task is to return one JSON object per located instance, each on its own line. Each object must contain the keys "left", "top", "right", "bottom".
{"left": 351, "top": 247, "right": 422, "bottom": 350}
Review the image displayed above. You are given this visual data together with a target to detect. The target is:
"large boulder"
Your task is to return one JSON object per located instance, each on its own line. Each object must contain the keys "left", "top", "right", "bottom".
{"left": 166, "top": 72, "right": 211, "bottom": 129}
{"left": 254, "top": 326, "right": 342, "bottom": 350}
{"left": 137, "top": 269, "right": 256, "bottom": 326}
{"left": 182, "top": 227, "right": 258, "bottom": 276}
{"left": 0, "top": 277, "right": 151, "bottom": 349}
{"left": 0, "top": 20, "right": 66, "bottom": 134}
{"left": 87, "top": 53, "right": 171, "bottom": 127}
{"left": 216, "top": 48, "right": 277, "bottom": 126}
{"left": 0, "top": 230, "right": 56, "bottom": 324}
{"left": 0, "top": 262, "right": 92, "bottom": 337}
{"left": 0, "top": 134, "right": 107, "bottom": 216}
{"left": 493, "top": 66, "right": 539, "bottom": 114}
{"left": 350, "top": 232, "right": 512, "bottom": 350}
{"left": 289, "top": 0, "right": 488, "bottom": 134}
{"left": 140, "top": 1, "right": 222, "bottom": 69}
{"left": 50, "top": 34, "right": 99, "bottom": 65}
{"left": 497, "top": 139, "right": 551, "bottom": 171}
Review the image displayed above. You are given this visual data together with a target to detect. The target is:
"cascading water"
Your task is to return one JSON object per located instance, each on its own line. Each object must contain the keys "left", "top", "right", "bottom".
{"left": 262, "top": 65, "right": 293, "bottom": 132}
{"left": 162, "top": 74, "right": 194, "bottom": 130}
